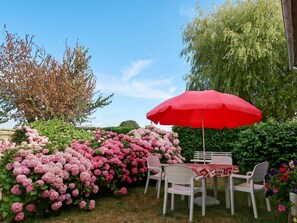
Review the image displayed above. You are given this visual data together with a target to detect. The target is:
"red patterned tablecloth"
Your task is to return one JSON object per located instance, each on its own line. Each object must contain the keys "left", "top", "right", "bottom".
{"left": 180, "top": 163, "right": 239, "bottom": 178}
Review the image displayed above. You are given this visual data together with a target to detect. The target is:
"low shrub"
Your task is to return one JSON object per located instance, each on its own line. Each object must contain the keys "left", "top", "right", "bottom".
{"left": 0, "top": 124, "right": 185, "bottom": 222}
{"left": 0, "top": 127, "right": 98, "bottom": 222}
{"left": 233, "top": 120, "right": 297, "bottom": 172}
{"left": 28, "top": 118, "right": 94, "bottom": 151}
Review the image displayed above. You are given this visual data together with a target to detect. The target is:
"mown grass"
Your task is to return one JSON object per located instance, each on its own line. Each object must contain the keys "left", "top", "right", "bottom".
{"left": 31, "top": 179, "right": 288, "bottom": 223}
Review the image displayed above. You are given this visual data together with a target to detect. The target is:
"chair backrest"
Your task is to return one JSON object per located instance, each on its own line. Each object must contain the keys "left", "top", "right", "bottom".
{"left": 210, "top": 156, "right": 233, "bottom": 165}
{"left": 251, "top": 161, "right": 269, "bottom": 183}
{"left": 147, "top": 156, "right": 162, "bottom": 169}
{"left": 164, "top": 165, "right": 193, "bottom": 185}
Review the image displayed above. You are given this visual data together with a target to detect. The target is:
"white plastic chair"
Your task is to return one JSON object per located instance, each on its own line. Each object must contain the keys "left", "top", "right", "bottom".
{"left": 163, "top": 165, "right": 206, "bottom": 222}
{"left": 230, "top": 161, "right": 271, "bottom": 219}
{"left": 144, "top": 156, "right": 164, "bottom": 199}
{"left": 210, "top": 156, "right": 233, "bottom": 198}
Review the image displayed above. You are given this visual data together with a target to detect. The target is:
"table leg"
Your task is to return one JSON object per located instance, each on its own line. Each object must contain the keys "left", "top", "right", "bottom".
{"left": 225, "top": 176, "right": 230, "bottom": 209}
{"left": 213, "top": 176, "right": 218, "bottom": 198}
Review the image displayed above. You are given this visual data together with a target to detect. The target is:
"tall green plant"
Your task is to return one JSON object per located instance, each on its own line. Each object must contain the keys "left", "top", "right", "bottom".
{"left": 182, "top": 0, "right": 297, "bottom": 121}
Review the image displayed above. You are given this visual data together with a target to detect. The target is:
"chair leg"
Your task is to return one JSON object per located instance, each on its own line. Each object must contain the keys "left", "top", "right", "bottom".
{"left": 202, "top": 178, "right": 206, "bottom": 216}
{"left": 157, "top": 179, "right": 161, "bottom": 199}
{"left": 248, "top": 194, "right": 251, "bottom": 207}
{"left": 171, "top": 193, "right": 175, "bottom": 210}
{"left": 265, "top": 195, "right": 271, "bottom": 212}
{"left": 181, "top": 195, "right": 185, "bottom": 201}
{"left": 250, "top": 192, "right": 258, "bottom": 219}
{"left": 144, "top": 172, "right": 150, "bottom": 194}
{"left": 230, "top": 178, "right": 235, "bottom": 215}
{"left": 163, "top": 183, "right": 168, "bottom": 215}
{"left": 225, "top": 176, "right": 230, "bottom": 209}
{"left": 213, "top": 176, "right": 218, "bottom": 198}
{"left": 189, "top": 194, "right": 194, "bottom": 222}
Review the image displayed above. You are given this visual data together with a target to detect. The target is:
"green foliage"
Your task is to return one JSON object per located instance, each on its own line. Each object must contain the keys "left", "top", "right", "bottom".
{"left": 266, "top": 160, "right": 297, "bottom": 210}
{"left": 119, "top": 120, "right": 140, "bottom": 129}
{"left": 29, "top": 118, "right": 93, "bottom": 151}
{"left": 173, "top": 120, "right": 297, "bottom": 173}
{"left": 182, "top": 0, "right": 297, "bottom": 121}
{"left": 12, "top": 128, "right": 27, "bottom": 144}
{"left": 233, "top": 120, "right": 297, "bottom": 172}
{"left": 172, "top": 126, "right": 242, "bottom": 162}
{"left": 101, "top": 126, "right": 135, "bottom": 135}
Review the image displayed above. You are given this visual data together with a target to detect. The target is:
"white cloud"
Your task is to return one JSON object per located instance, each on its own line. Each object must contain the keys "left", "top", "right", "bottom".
{"left": 179, "top": 6, "right": 196, "bottom": 19}
{"left": 122, "top": 59, "right": 153, "bottom": 81}
{"left": 96, "top": 59, "right": 177, "bottom": 100}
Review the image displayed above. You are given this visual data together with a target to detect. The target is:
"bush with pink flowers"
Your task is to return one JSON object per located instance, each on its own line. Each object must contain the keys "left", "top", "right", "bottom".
{"left": 0, "top": 124, "right": 185, "bottom": 222}
{"left": 0, "top": 127, "right": 99, "bottom": 222}
{"left": 128, "top": 125, "right": 185, "bottom": 164}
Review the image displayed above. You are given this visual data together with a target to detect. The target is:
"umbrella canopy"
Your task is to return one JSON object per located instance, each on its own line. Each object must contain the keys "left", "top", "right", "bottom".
{"left": 146, "top": 90, "right": 262, "bottom": 163}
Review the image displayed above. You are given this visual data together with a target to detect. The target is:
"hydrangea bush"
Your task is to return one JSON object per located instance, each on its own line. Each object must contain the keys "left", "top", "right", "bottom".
{"left": 0, "top": 127, "right": 98, "bottom": 222}
{"left": 0, "top": 125, "right": 185, "bottom": 222}
{"left": 128, "top": 125, "right": 185, "bottom": 164}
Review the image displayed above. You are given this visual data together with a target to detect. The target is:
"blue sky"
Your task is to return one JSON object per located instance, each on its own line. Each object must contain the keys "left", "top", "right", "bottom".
{"left": 0, "top": 0, "right": 224, "bottom": 130}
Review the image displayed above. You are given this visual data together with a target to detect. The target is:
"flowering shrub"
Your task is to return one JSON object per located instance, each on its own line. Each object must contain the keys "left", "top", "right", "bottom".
{"left": 128, "top": 125, "right": 185, "bottom": 164}
{"left": 70, "top": 125, "right": 185, "bottom": 193}
{"left": 266, "top": 160, "right": 297, "bottom": 212}
{"left": 0, "top": 124, "right": 185, "bottom": 222}
{"left": 0, "top": 127, "right": 98, "bottom": 222}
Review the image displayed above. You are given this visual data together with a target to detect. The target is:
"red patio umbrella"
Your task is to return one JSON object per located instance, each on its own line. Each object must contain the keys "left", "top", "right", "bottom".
{"left": 146, "top": 90, "right": 262, "bottom": 163}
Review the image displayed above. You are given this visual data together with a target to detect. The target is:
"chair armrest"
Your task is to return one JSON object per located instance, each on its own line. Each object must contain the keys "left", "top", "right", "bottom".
{"left": 148, "top": 167, "right": 162, "bottom": 172}
{"left": 246, "top": 171, "right": 253, "bottom": 176}
{"left": 194, "top": 175, "right": 205, "bottom": 181}
{"left": 230, "top": 173, "right": 251, "bottom": 180}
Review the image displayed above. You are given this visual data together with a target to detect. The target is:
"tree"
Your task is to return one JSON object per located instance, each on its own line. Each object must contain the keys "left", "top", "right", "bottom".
{"left": 181, "top": 0, "right": 297, "bottom": 121}
{"left": 0, "top": 28, "right": 113, "bottom": 125}
{"left": 119, "top": 120, "right": 140, "bottom": 129}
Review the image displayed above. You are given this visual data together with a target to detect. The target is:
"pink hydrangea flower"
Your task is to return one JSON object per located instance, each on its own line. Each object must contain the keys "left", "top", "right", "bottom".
{"left": 26, "top": 204, "right": 36, "bottom": 212}
{"left": 11, "top": 202, "right": 23, "bottom": 213}
{"left": 42, "top": 190, "right": 50, "bottom": 198}
{"left": 72, "top": 189, "right": 79, "bottom": 197}
{"left": 51, "top": 201, "right": 62, "bottom": 211}
{"left": 88, "top": 200, "right": 95, "bottom": 210}
{"left": 11, "top": 185, "right": 22, "bottom": 195}
{"left": 120, "top": 187, "right": 128, "bottom": 195}
{"left": 14, "top": 212, "right": 25, "bottom": 221}
{"left": 79, "top": 200, "right": 87, "bottom": 209}
{"left": 69, "top": 183, "right": 75, "bottom": 189}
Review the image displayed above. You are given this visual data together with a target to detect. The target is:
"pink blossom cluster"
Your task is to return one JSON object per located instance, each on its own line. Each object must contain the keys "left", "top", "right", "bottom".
{"left": 1, "top": 127, "right": 100, "bottom": 222}
{"left": 128, "top": 125, "right": 185, "bottom": 164}
{"left": 0, "top": 139, "right": 16, "bottom": 158}
{"left": 23, "top": 126, "right": 49, "bottom": 149}
{"left": 71, "top": 131, "right": 150, "bottom": 189}
{"left": 9, "top": 146, "right": 98, "bottom": 198}
{"left": 1, "top": 125, "right": 185, "bottom": 222}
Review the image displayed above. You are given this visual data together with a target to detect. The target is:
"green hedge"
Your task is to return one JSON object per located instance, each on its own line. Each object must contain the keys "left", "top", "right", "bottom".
{"left": 172, "top": 120, "right": 297, "bottom": 172}
{"left": 172, "top": 126, "right": 243, "bottom": 163}
{"left": 13, "top": 119, "right": 136, "bottom": 151}
{"left": 233, "top": 120, "right": 297, "bottom": 172}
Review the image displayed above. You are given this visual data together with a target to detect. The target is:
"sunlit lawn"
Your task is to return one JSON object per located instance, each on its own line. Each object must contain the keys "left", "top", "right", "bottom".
{"left": 31, "top": 179, "right": 288, "bottom": 223}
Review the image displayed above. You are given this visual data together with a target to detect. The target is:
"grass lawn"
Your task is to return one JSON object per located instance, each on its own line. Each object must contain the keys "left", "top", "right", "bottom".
{"left": 31, "top": 179, "right": 288, "bottom": 223}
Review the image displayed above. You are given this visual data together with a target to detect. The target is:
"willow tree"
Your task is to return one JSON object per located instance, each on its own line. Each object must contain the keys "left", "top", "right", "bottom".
{"left": 182, "top": 0, "right": 297, "bottom": 121}
{"left": 0, "top": 29, "right": 113, "bottom": 125}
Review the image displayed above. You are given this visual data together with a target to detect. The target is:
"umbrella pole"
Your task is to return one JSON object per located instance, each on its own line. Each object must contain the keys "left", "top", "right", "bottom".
{"left": 202, "top": 111, "right": 206, "bottom": 165}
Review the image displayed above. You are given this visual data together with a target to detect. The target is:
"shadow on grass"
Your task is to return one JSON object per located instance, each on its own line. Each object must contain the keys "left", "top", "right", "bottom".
{"left": 31, "top": 178, "right": 288, "bottom": 223}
